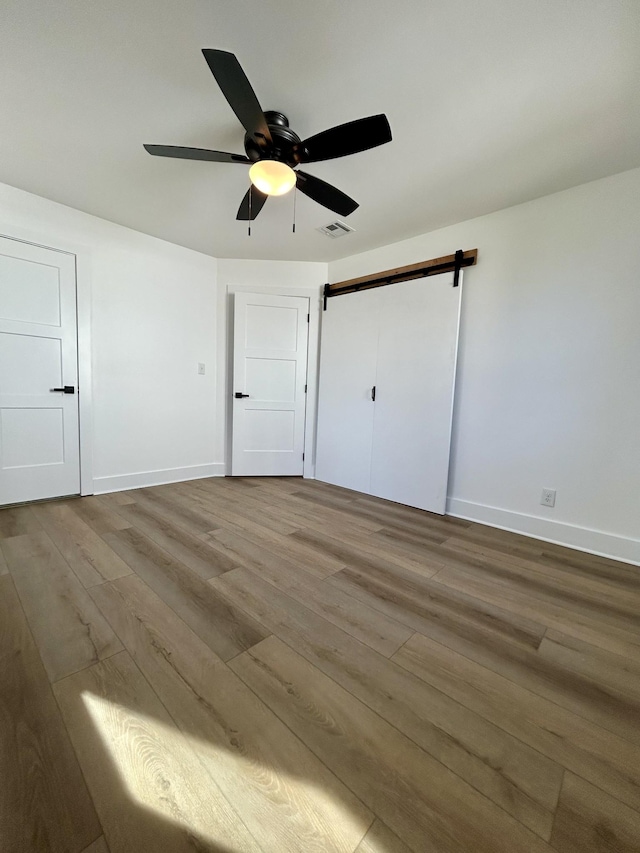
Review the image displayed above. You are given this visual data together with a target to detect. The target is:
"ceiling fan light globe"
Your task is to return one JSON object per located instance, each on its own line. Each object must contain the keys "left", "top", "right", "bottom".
{"left": 249, "top": 160, "right": 296, "bottom": 196}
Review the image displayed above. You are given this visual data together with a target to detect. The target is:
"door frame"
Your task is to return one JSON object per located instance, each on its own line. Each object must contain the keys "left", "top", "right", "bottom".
{"left": 222, "top": 283, "right": 321, "bottom": 479}
{"left": 0, "top": 230, "right": 94, "bottom": 497}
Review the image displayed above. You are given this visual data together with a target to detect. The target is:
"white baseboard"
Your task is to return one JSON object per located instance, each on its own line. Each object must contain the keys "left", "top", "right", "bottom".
{"left": 93, "top": 463, "right": 225, "bottom": 495}
{"left": 446, "top": 498, "right": 640, "bottom": 567}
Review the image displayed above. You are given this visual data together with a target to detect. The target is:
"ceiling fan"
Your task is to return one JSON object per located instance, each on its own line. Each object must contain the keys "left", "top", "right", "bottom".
{"left": 144, "top": 49, "right": 392, "bottom": 222}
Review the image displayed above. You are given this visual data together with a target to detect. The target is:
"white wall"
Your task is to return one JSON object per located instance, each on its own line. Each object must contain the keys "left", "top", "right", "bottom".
{"left": 0, "top": 181, "right": 219, "bottom": 492}
{"left": 329, "top": 168, "right": 640, "bottom": 564}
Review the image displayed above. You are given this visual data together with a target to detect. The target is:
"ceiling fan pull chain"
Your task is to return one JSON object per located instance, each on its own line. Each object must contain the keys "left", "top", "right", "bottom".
{"left": 292, "top": 183, "right": 297, "bottom": 233}
{"left": 248, "top": 178, "right": 252, "bottom": 236}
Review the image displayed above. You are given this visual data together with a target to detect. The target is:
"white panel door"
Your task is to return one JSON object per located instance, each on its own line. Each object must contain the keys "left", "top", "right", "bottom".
{"left": 0, "top": 237, "right": 80, "bottom": 505}
{"left": 370, "top": 272, "right": 462, "bottom": 513}
{"left": 232, "top": 292, "right": 309, "bottom": 476}
{"left": 315, "top": 288, "right": 381, "bottom": 493}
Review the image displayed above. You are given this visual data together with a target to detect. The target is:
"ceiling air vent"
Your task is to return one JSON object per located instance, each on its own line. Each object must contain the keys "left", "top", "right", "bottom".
{"left": 318, "top": 220, "right": 355, "bottom": 238}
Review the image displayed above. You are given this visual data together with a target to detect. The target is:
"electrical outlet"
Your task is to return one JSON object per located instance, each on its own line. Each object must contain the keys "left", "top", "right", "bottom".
{"left": 541, "top": 488, "right": 556, "bottom": 507}
{"left": 198, "top": 363, "right": 206, "bottom": 375}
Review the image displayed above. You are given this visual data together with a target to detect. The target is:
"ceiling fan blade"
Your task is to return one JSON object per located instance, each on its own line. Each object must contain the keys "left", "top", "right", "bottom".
{"left": 296, "top": 171, "right": 358, "bottom": 216}
{"left": 202, "top": 49, "right": 272, "bottom": 146}
{"left": 144, "top": 144, "right": 250, "bottom": 163}
{"left": 236, "top": 185, "right": 269, "bottom": 220}
{"left": 299, "top": 114, "right": 392, "bottom": 163}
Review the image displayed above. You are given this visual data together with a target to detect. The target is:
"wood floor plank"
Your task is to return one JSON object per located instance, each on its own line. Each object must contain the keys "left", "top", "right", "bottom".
{"left": 89, "top": 574, "right": 374, "bottom": 852}
{"left": 0, "top": 574, "right": 101, "bottom": 852}
{"left": 329, "top": 527, "right": 446, "bottom": 578}
{"left": 102, "top": 527, "right": 267, "bottom": 661}
{"left": 32, "top": 502, "right": 132, "bottom": 587}
{"left": 205, "top": 481, "right": 394, "bottom": 551}
{"left": 196, "top": 480, "right": 370, "bottom": 553}
{"left": 438, "top": 521, "right": 548, "bottom": 560}
{"left": 393, "top": 631, "right": 640, "bottom": 813}
{"left": 242, "top": 485, "right": 384, "bottom": 534}
{"left": 54, "top": 650, "right": 262, "bottom": 853}
{"left": 230, "top": 636, "right": 554, "bottom": 853}
{"left": 339, "top": 506, "right": 449, "bottom": 547}
{"left": 538, "top": 546, "right": 640, "bottom": 589}
{"left": 252, "top": 493, "right": 384, "bottom": 540}
{"left": 539, "top": 535, "right": 637, "bottom": 569}
{"left": 209, "top": 476, "right": 262, "bottom": 492}
{"left": 293, "top": 523, "right": 444, "bottom": 579}
{"left": 0, "top": 504, "right": 42, "bottom": 538}
{"left": 2, "top": 531, "right": 123, "bottom": 682}
{"left": 538, "top": 630, "right": 640, "bottom": 707}
{"left": 214, "top": 524, "right": 346, "bottom": 578}
{"left": 113, "top": 501, "right": 240, "bottom": 580}
{"left": 0, "top": 546, "right": 7, "bottom": 576}
{"left": 436, "top": 539, "right": 640, "bottom": 624}
{"left": 444, "top": 536, "right": 640, "bottom": 600}
{"left": 96, "top": 491, "right": 136, "bottom": 507}
{"left": 240, "top": 476, "right": 303, "bottom": 495}
{"left": 355, "top": 819, "right": 413, "bottom": 853}
{"left": 433, "top": 562, "right": 640, "bottom": 661}
{"left": 334, "top": 562, "right": 640, "bottom": 745}
{"left": 182, "top": 480, "right": 302, "bottom": 537}
{"left": 65, "top": 496, "right": 133, "bottom": 535}
{"left": 353, "top": 495, "right": 471, "bottom": 532}
{"left": 439, "top": 540, "right": 640, "bottom": 625}
{"left": 129, "top": 487, "right": 220, "bottom": 537}
{"left": 290, "top": 477, "right": 366, "bottom": 501}
{"left": 215, "top": 567, "right": 563, "bottom": 838}
{"left": 287, "top": 487, "right": 361, "bottom": 511}
{"left": 435, "top": 529, "right": 564, "bottom": 568}
{"left": 550, "top": 772, "right": 640, "bottom": 853}
{"left": 213, "top": 531, "right": 413, "bottom": 657}
{"left": 81, "top": 837, "right": 110, "bottom": 853}
{"left": 371, "top": 527, "right": 452, "bottom": 566}
{"left": 327, "top": 560, "right": 547, "bottom": 652}
{"left": 439, "top": 583, "right": 640, "bottom": 745}
{"left": 204, "top": 526, "right": 343, "bottom": 580}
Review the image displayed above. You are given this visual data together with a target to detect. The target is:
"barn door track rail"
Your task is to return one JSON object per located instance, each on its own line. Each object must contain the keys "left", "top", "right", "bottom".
{"left": 323, "top": 248, "right": 477, "bottom": 309}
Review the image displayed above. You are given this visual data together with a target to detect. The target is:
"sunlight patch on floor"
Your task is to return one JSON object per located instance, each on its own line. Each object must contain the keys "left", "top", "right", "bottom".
{"left": 81, "top": 689, "right": 260, "bottom": 850}
{"left": 82, "top": 690, "right": 370, "bottom": 852}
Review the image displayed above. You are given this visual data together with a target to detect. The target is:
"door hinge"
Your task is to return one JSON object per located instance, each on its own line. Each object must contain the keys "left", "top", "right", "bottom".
{"left": 307, "top": 313, "right": 310, "bottom": 323}
{"left": 302, "top": 452, "right": 305, "bottom": 461}
{"left": 304, "top": 384, "right": 307, "bottom": 393}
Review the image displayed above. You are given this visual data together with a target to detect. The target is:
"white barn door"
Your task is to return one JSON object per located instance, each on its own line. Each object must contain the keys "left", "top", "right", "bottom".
{"left": 369, "top": 273, "right": 461, "bottom": 512}
{"left": 231, "top": 292, "right": 309, "bottom": 476}
{"left": 315, "top": 288, "right": 381, "bottom": 493}
{"left": 0, "top": 237, "right": 80, "bottom": 505}
{"left": 315, "top": 272, "right": 462, "bottom": 514}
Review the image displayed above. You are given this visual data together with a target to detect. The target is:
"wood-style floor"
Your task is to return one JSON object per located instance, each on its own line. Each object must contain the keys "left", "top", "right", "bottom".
{"left": 1, "top": 477, "right": 639, "bottom": 853}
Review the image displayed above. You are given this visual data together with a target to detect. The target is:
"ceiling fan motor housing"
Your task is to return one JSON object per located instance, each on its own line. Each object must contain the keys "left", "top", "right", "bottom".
{"left": 244, "top": 111, "right": 307, "bottom": 165}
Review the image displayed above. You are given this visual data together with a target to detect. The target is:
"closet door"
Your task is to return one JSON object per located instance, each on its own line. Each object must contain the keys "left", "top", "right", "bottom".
{"left": 315, "top": 288, "right": 381, "bottom": 493}
{"left": 370, "top": 272, "right": 462, "bottom": 513}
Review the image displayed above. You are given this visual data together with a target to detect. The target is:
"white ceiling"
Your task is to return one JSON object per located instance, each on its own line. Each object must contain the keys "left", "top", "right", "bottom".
{"left": 2, "top": 1, "right": 639, "bottom": 262}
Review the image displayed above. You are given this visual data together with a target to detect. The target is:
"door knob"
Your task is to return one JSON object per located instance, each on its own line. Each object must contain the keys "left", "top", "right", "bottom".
{"left": 50, "top": 386, "right": 75, "bottom": 394}
{"left": 234, "top": 392, "right": 250, "bottom": 398}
